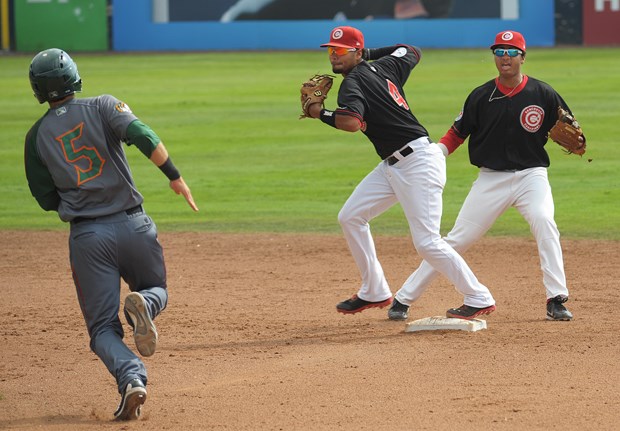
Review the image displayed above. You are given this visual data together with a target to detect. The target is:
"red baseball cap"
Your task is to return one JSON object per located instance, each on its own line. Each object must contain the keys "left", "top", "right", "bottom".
{"left": 490, "top": 30, "right": 526, "bottom": 52}
{"left": 320, "top": 26, "right": 364, "bottom": 49}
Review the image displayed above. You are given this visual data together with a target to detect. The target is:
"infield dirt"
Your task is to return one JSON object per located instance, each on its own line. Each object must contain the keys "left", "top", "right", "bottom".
{"left": 0, "top": 231, "right": 617, "bottom": 430}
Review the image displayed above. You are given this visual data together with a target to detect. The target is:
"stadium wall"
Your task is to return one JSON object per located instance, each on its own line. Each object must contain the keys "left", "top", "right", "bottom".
{"left": 111, "top": 0, "right": 555, "bottom": 51}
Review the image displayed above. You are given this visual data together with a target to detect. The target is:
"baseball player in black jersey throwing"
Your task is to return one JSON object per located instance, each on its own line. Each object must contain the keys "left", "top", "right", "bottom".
{"left": 390, "top": 31, "right": 581, "bottom": 321}
{"left": 305, "top": 26, "right": 495, "bottom": 317}
{"left": 24, "top": 49, "right": 198, "bottom": 420}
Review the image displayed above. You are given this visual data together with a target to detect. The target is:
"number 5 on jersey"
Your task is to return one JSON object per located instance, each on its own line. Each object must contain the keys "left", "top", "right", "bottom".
{"left": 56, "top": 122, "right": 106, "bottom": 185}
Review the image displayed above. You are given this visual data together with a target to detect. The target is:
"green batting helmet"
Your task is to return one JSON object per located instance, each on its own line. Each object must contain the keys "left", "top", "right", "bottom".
{"left": 29, "top": 48, "right": 82, "bottom": 104}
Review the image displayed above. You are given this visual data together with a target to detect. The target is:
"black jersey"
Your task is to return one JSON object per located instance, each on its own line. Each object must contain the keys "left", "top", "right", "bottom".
{"left": 335, "top": 45, "right": 429, "bottom": 160}
{"left": 452, "top": 75, "right": 572, "bottom": 170}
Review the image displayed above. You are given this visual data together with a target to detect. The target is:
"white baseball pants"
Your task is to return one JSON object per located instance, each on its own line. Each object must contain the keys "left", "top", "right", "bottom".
{"left": 338, "top": 137, "right": 495, "bottom": 307}
{"left": 395, "top": 166, "right": 568, "bottom": 305}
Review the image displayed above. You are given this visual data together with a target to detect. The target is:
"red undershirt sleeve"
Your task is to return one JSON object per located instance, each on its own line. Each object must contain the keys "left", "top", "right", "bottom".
{"left": 439, "top": 127, "right": 466, "bottom": 155}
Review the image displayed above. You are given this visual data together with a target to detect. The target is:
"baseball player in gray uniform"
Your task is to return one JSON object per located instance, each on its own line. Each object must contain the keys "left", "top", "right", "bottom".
{"left": 24, "top": 48, "right": 198, "bottom": 420}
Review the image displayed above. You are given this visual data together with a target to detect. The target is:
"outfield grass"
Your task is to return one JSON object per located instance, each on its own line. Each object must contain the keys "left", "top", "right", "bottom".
{"left": 1, "top": 48, "right": 618, "bottom": 238}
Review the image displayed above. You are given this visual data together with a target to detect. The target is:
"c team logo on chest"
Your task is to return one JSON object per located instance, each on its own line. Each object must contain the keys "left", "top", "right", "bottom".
{"left": 520, "top": 105, "right": 544, "bottom": 132}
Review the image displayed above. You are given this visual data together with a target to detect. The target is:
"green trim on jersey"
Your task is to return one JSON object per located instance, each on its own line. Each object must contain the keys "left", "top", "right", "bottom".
{"left": 24, "top": 116, "right": 61, "bottom": 211}
{"left": 126, "top": 120, "right": 161, "bottom": 158}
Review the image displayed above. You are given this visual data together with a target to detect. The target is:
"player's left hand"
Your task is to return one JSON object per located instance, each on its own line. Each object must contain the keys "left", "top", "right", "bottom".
{"left": 299, "top": 74, "right": 335, "bottom": 119}
{"left": 548, "top": 107, "right": 586, "bottom": 156}
{"left": 170, "top": 177, "right": 199, "bottom": 211}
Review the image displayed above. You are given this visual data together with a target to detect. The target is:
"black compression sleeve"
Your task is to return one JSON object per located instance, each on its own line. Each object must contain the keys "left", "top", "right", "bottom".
{"left": 364, "top": 46, "right": 400, "bottom": 61}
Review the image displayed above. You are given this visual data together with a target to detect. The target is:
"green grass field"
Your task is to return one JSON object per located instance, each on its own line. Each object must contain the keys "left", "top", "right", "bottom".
{"left": 1, "top": 47, "right": 618, "bottom": 238}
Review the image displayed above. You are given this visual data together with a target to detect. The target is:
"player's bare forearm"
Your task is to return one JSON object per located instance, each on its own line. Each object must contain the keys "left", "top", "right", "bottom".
{"left": 309, "top": 104, "right": 363, "bottom": 133}
{"left": 335, "top": 114, "right": 363, "bottom": 132}
{"left": 149, "top": 142, "right": 169, "bottom": 166}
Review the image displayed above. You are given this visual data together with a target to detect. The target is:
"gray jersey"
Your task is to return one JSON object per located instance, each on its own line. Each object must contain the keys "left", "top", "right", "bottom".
{"left": 25, "top": 95, "right": 143, "bottom": 222}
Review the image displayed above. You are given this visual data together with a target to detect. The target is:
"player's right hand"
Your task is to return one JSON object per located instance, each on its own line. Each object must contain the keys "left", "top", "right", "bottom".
{"left": 170, "top": 177, "right": 199, "bottom": 212}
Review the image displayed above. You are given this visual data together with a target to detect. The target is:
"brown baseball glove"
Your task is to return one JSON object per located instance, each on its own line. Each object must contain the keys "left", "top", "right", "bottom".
{"left": 548, "top": 107, "right": 586, "bottom": 156}
{"left": 299, "top": 74, "right": 335, "bottom": 119}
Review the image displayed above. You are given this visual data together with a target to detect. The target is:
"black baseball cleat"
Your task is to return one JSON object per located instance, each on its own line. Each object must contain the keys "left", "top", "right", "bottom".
{"left": 124, "top": 292, "right": 158, "bottom": 357}
{"left": 336, "top": 294, "right": 392, "bottom": 314}
{"left": 446, "top": 304, "right": 496, "bottom": 320}
{"left": 387, "top": 299, "right": 409, "bottom": 321}
{"left": 114, "top": 379, "right": 147, "bottom": 421}
{"left": 546, "top": 295, "right": 573, "bottom": 321}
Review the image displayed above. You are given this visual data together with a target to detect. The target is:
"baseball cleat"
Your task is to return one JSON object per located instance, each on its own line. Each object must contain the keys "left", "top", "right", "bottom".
{"left": 336, "top": 294, "right": 392, "bottom": 314}
{"left": 124, "top": 292, "right": 158, "bottom": 357}
{"left": 446, "top": 304, "right": 496, "bottom": 320}
{"left": 546, "top": 295, "right": 573, "bottom": 321}
{"left": 114, "top": 379, "right": 147, "bottom": 421}
{"left": 388, "top": 299, "right": 410, "bottom": 321}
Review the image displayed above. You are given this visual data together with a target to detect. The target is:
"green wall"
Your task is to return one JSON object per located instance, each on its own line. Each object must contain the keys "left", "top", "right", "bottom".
{"left": 15, "top": 0, "right": 107, "bottom": 52}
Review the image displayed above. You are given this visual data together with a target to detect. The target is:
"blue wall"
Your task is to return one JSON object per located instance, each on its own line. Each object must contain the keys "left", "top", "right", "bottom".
{"left": 112, "top": 0, "right": 555, "bottom": 51}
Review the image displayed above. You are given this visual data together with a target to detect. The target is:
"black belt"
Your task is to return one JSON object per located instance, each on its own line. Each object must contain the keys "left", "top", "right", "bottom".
{"left": 125, "top": 205, "right": 143, "bottom": 216}
{"left": 72, "top": 205, "right": 143, "bottom": 224}
{"left": 386, "top": 145, "right": 414, "bottom": 165}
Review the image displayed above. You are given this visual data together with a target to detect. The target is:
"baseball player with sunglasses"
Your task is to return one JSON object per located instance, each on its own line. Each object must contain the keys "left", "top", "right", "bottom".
{"left": 304, "top": 26, "right": 496, "bottom": 318}
{"left": 389, "top": 31, "right": 581, "bottom": 322}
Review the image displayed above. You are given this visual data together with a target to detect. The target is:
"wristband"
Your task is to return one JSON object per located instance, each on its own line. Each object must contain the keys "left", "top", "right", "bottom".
{"left": 158, "top": 157, "right": 181, "bottom": 181}
{"left": 320, "top": 109, "right": 337, "bottom": 128}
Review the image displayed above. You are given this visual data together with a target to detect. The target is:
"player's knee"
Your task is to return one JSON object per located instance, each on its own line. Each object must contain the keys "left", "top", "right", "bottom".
{"left": 412, "top": 237, "right": 442, "bottom": 260}
{"left": 527, "top": 208, "right": 555, "bottom": 227}
{"left": 338, "top": 212, "right": 371, "bottom": 237}
{"left": 528, "top": 214, "right": 559, "bottom": 237}
{"left": 337, "top": 208, "right": 358, "bottom": 227}
{"left": 445, "top": 219, "right": 487, "bottom": 252}
{"left": 443, "top": 232, "right": 477, "bottom": 254}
